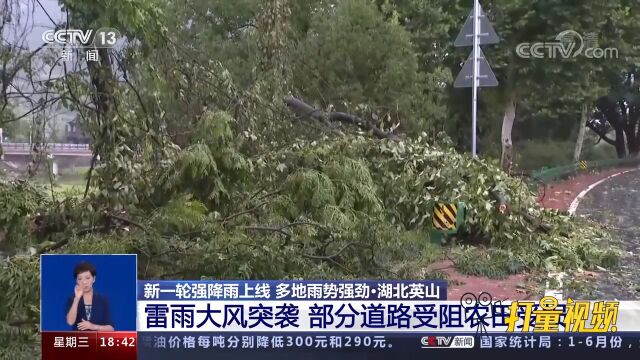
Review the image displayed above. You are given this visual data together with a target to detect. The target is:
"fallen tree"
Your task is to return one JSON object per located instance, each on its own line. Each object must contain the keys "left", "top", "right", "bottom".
{"left": 283, "top": 96, "right": 401, "bottom": 140}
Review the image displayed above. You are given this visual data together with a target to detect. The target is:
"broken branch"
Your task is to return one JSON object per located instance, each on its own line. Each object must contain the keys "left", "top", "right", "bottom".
{"left": 284, "top": 96, "right": 400, "bottom": 140}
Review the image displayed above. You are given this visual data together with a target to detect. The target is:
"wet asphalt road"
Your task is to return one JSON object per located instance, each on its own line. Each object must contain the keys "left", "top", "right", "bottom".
{"left": 573, "top": 169, "right": 640, "bottom": 300}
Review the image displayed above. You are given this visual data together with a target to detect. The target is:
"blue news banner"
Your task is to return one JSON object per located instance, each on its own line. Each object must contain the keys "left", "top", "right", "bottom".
{"left": 135, "top": 280, "right": 640, "bottom": 359}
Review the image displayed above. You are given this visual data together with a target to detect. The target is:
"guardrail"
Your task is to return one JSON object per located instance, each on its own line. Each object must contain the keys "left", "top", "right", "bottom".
{"left": 531, "top": 156, "right": 640, "bottom": 184}
{"left": 1, "top": 142, "right": 91, "bottom": 151}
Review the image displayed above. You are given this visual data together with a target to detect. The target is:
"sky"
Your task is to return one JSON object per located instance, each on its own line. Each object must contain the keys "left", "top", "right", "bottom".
{"left": 7, "top": 0, "right": 65, "bottom": 50}
{"left": 2, "top": 0, "right": 76, "bottom": 139}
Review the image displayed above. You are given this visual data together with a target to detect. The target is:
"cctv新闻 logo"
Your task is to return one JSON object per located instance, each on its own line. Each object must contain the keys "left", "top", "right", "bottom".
{"left": 421, "top": 335, "right": 474, "bottom": 349}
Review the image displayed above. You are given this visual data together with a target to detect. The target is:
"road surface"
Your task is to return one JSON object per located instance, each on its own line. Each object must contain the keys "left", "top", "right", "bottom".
{"left": 571, "top": 169, "right": 640, "bottom": 300}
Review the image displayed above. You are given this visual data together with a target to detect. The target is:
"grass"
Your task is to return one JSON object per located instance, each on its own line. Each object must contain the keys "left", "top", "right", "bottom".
{"left": 33, "top": 172, "right": 89, "bottom": 197}
{"left": 450, "top": 246, "right": 528, "bottom": 279}
{"left": 64, "top": 166, "right": 91, "bottom": 177}
{"left": 512, "top": 139, "right": 621, "bottom": 172}
{"left": 54, "top": 183, "right": 85, "bottom": 195}
{"left": 37, "top": 183, "right": 85, "bottom": 198}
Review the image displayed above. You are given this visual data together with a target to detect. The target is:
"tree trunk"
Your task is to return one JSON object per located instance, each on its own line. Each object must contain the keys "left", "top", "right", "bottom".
{"left": 500, "top": 95, "right": 517, "bottom": 172}
{"left": 283, "top": 96, "right": 399, "bottom": 140}
{"left": 626, "top": 127, "right": 639, "bottom": 156}
{"left": 86, "top": 47, "right": 115, "bottom": 119}
{"left": 573, "top": 103, "right": 589, "bottom": 162}
{"left": 625, "top": 112, "right": 640, "bottom": 156}
{"left": 614, "top": 128, "right": 627, "bottom": 158}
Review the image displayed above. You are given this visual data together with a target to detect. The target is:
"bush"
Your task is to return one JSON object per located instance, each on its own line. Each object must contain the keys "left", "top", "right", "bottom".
{"left": 513, "top": 138, "right": 620, "bottom": 172}
{"left": 581, "top": 140, "right": 619, "bottom": 161}
{"left": 513, "top": 140, "right": 574, "bottom": 171}
{"left": 0, "top": 180, "right": 49, "bottom": 249}
{"left": 0, "top": 256, "right": 40, "bottom": 359}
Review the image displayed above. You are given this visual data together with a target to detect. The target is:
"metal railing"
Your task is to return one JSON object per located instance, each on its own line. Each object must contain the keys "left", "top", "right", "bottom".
{"left": 531, "top": 156, "right": 640, "bottom": 184}
{"left": 1, "top": 142, "right": 91, "bottom": 151}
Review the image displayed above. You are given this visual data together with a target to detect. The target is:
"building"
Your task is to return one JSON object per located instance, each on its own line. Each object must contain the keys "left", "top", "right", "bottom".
{"left": 64, "top": 117, "right": 91, "bottom": 144}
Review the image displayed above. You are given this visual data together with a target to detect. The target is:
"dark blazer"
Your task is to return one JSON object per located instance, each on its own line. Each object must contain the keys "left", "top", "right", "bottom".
{"left": 66, "top": 292, "right": 114, "bottom": 330}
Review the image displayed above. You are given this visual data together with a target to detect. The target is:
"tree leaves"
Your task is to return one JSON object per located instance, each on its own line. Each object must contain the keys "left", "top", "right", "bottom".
{"left": 290, "top": 0, "right": 433, "bottom": 133}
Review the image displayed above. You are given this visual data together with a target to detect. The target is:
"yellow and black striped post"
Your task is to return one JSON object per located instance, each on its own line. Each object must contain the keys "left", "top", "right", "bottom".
{"left": 432, "top": 203, "right": 458, "bottom": 231}
{"left": 578, "top": 160, "right": 587, "bottom": 171}
{"left": 430, "top": 202, "right": 466, "bottom": 244}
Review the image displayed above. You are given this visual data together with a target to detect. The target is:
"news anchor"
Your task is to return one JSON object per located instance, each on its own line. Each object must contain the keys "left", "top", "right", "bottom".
{"left": 65, "top": 261, "right": 115, "bottom": 331}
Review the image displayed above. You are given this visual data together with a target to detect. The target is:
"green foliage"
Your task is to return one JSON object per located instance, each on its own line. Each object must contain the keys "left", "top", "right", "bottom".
{"left": 0, "top": 256, "right": 40, "bottom": 319}
{"left": 160, "top": 0, "right": 260, "bottom": 88}
{"left": 452, "top": 246, "right": 527, "bottom": 279}
{"left": 284, "top": 158, "right": 383, "bottom": 220}
{"left": 0, "top": 98, "right": 622, "bottom": 360}
{"left": 582, "top": 141, "right": 620, "bottom": 161}
{"left": 513, "top": 139, "right": 623, "bottom": 171}
{"left": 63, "top": 233, "right": 137, "bottom": 255}
{"left": 255, "top": 135, "right": 616, "bottom": 277}
{"left": 1, "top": 119, "right": 31, "bottom": 143}
{"left": 291, "top": 0, "right": 439, "bottom": 132}
{"left": 513, "top": 140, "right": 575, "bottom": 170}
{"left": 150, "top": 195, "right": 209, "bottom": 234}
{"left": 0, "top": 256, "right": 40, "bottom": 358}
{"left": 385, "top": 0, "right": 640, "bottom": 162}
{"left": 61, "top": 0, "right": 168, "bottom": 47}
{"left": 0, "top": 180, "right": 48, "bottom": 248}
{"left": 154, "top": 111, "right": 252, "bottom": 208}
{"left": 0, "top": 337, "right": 40, "bottom": 360}
{"left": 256, "top": 0, "right": 292, "bottom": 97}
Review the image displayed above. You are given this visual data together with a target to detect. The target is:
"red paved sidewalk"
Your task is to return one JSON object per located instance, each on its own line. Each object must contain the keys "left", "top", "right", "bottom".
{"left": 440, "top": 166, "right": 637, "bottom": 300}
{"left": 539, "top": 166, "right": 638, "bottom": 210}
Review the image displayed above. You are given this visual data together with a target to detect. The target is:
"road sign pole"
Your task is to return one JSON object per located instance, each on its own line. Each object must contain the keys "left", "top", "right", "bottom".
{"left": 453, "top": 1, "right": 499, "bottom": 159}
{"left": 471, "top": 0, "right": 479, "bottom": 159}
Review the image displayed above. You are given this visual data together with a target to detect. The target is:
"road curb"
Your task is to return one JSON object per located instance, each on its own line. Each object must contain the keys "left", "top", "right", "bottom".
{"left": 567, "top": 167, "right": 640, "bottom": 216}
